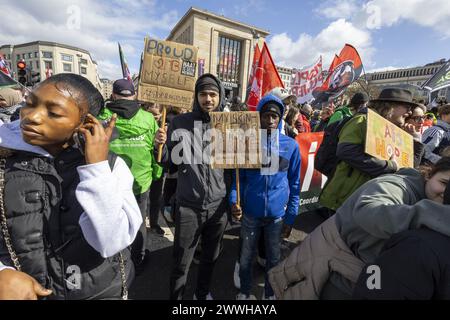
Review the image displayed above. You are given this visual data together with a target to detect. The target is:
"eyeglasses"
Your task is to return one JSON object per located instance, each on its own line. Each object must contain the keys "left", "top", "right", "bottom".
{"left": 410, "top": 116, "right": 425, "bottom": 122}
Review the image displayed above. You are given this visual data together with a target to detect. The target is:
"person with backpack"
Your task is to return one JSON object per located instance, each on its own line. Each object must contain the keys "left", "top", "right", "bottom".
{"left": 421, "top": 104, "right": 450, "bottom": 165}
{"left": 319, "top": 88, "right": 417, "bottom": 212}
{"left": 327, "top": 92, "right": 369, "bottom": 126}
{"left": 315, "top": 92, "right": 369, "bottom": 179}
{"left": 0, "top": 74, "right": 141, "bottom": 300}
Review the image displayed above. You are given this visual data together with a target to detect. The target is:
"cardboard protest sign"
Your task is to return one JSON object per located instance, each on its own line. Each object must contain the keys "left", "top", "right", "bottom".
{"left": 365, "top": 108, "right": 414, "bottom": 168}
{"left": 296, "top": 132, "right": 327, "bottom": 214}
{"left": 210, "top": 112, "right": 261, "bottom": 169}
{"left": 138, "top": 37, "right": 198, "bottom": 109}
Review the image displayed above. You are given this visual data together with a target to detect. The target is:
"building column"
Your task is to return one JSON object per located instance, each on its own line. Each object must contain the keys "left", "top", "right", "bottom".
{"left": 240, "top": 39, "right": 251, "bottom": 101}
{"left": 209, "top": 29, "right": 219, "bottom": 75}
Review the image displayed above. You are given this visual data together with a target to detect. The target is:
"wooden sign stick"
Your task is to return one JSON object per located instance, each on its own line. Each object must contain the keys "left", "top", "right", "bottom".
{"left": 236, "top": 168, "right": 240, "bottom": 208}
{"left": 157, "top": 106, "right": 167, "bottom": 163}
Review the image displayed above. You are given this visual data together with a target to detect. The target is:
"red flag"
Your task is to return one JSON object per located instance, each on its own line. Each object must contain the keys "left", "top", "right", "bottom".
{"left": 246, "top": 42, "right": 284, "bottom": 111}
{"left": 312, "top": 44, "right": 363, "bottom": 104}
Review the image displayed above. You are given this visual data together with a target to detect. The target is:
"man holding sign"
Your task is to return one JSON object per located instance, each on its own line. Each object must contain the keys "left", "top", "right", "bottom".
{"left": 154, "top": 74, "right": 228, "bottom": 300}
{"left": 230, "top": 95, "right": 301, "bottom": 300}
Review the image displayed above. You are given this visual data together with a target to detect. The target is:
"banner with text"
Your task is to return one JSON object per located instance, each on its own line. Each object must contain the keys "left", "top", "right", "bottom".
{"left": 210, "top": 112, "right": 261, "bottom": 169}
{"left": 138, "top": 37, "right": 198, "bottom": 109}
{"left": 291, "top": 57, "right": 323, "bottom": 104}
{"left": 296, "top": 132, "right": 327, "bottom": 214}
{"left": 365, "top": 108, "right": 414, "bottom": 168}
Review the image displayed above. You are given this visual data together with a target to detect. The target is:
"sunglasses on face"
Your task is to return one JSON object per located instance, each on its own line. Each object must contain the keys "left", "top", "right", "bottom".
{"left": 410, "top": 116, "right": 425, "bottom": 122}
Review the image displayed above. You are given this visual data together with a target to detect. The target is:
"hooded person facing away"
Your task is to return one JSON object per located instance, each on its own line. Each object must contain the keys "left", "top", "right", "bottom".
{"left": 154, "top": 74, "right": 228, "bottom": 300}
{"left": 98, "top": 79, "right": 162, "bottom": 273}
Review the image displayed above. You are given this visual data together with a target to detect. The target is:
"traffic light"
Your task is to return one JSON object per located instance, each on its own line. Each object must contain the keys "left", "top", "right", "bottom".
{"left": 17, "top": 60, "right": 27, "bottom": 85}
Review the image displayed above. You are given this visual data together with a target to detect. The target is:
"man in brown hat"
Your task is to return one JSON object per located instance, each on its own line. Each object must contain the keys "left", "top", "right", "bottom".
{"left": 319, "top": 88, "right": 419, "bottom": 213}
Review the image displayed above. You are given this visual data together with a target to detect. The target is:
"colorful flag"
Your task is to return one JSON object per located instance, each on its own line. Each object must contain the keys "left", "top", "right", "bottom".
{"left": 246, "top": 42, "right": 284, "bottom": 111}
{"left": 312, "top": 44, "right": 363, "bottom": 104}
{"left": 422, "top": 60, "right": 450, "bottom": 93}
{"left": 0, "top": 55, "right": 11, "bottom": 77}
{"left": 291, "top": 56, "right": 324, "bottom": 104}
{"left": 118, "top": 42, "right": 132, "bottom": 82}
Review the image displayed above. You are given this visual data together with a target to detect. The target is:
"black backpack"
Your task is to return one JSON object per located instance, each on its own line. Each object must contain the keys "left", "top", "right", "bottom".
{"left": 315, "top": 115, "right": 353, "bottom": 178}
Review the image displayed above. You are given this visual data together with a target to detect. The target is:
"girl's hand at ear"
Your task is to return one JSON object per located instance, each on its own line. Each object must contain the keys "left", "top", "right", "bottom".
{"left": 78, "top": 114, "right": 117, "bottom": 164}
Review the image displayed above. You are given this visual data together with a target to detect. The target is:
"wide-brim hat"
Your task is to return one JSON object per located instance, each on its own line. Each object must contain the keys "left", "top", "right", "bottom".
{"left": 370, "top": 88, "right": 419, "bottom": 108}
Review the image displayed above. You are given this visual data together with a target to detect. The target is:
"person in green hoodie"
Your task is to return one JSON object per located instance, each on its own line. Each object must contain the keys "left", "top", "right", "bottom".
{"left": 327, "top": 92, "right": 369, "bottom": 126}
{"left": 98, "top": 78, "right": 162, "bottom": 272}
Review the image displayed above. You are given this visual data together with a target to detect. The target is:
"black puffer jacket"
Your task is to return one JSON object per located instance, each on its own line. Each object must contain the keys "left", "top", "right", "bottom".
{"left": 158, "top": 74, "right": 227, "bottom": 210}
{"left": 0, "top": 148, "right": 133, "bottom": 300}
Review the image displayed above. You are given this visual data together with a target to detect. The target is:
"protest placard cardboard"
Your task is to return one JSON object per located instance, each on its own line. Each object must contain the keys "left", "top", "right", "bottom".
{"left": 210, "top": 112, "right": 261, "bottom": 169}
{"left": 365, "top": 108, "right": 414, "bottom": 168}
{"left": 138, "top": 37, "right": 198, "bottom": 109}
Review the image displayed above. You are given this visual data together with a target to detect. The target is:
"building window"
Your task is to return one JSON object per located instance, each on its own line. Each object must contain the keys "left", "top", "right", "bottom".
{"left": 63, "top": 63, "right": 72, "bottom": 72}
{"left": 34, "top": 52, "right": 38, "bottom": 58}
{"left": 80, "top": 58, "right": 88, "bottom": 65}
{"left": 217, "top": 35, "right": 242, "bottom": 85}
{"left": 61, "top": 54, "right": 73, "bottom": 62}
{"left": 22, "top": 54, "right": 26, "bottom": 59}
{"left": 81, "top": 67, "right": 87, "bottom": 75}
{"left": 36, "top": 61, "right": 40, "bottom": 69}
{"left": 28, "top": 53, "right": 32, "bottom": 59}
{"left": 44, "top": 61, "right": 53, "bottom": 70}
{"left": 16, "top": 54, "right": 20, "bottom": 61}
{"left": 42, "top": 51, "right": 53, "bottom": 59}
{"left": 7, "top": 54, "right": 10, "bottom": 60}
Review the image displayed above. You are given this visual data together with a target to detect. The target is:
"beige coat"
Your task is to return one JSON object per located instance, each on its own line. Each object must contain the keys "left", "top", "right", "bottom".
{"left": 268, "top": 216, "right": 364, "bottom": 300}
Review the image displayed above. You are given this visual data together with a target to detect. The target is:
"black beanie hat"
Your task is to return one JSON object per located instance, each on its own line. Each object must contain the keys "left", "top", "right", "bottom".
{"left": 196, "top": 76, "right": 220, "bottom": 93}
{"left": 260, "top": 102, "right": 282, "bottom": 118}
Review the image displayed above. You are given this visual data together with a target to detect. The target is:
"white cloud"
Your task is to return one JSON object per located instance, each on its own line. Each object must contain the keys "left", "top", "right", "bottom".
{"left": 269, "top": 19, "right": 373, "bottom": 70}
{"left": 0, "top": 0, "right": 179, "bottom": 79}
{"left": 316, "top": 0, "right": 360, "bottom": 19}
{"left": 269, "top": 0, "right": 450, "bottom": 74}
{"left": 234, "top": 0, "right": 265, "bottom": 17}
{"left": 362, "top": 0, "right": 450, "bottom": 36}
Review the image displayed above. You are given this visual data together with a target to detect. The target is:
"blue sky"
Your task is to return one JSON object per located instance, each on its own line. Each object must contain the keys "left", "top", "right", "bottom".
{"left": 1, "top": 0, "right": 449, "bottom": 79}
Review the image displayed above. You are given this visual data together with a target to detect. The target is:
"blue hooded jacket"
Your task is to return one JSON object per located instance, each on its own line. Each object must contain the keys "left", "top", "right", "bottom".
{"left": 229, "top": 95, "right": 301, "bottom": 225}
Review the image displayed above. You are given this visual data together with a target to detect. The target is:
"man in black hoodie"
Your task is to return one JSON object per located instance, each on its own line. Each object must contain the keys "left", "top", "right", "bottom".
{"left": 155, "top": 74, "right": 228, "bottom": 300}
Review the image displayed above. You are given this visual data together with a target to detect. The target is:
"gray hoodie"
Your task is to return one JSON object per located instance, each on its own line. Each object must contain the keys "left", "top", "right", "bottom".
{"left": 336, "top": 167, "right": 450, "bottom": 263}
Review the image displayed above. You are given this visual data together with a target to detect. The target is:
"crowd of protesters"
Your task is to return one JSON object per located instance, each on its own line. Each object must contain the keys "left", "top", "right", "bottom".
{"left": 0, "top": 70, "right": 450, "bottom": 301}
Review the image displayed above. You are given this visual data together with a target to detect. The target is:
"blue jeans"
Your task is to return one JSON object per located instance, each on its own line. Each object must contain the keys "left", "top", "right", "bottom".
{"left": 239, "top": 214, "right": 283, "bottom": 298}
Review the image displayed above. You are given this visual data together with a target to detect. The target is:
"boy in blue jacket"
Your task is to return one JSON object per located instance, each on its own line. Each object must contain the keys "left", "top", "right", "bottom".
{"left": 230, "top": 94, "right": 301, "bottom": 300}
